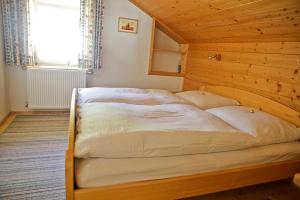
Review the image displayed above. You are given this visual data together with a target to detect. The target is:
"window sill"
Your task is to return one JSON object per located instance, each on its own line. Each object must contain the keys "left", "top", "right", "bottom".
{"left": 27, "top": 66, "right": 86, "bottom": 71}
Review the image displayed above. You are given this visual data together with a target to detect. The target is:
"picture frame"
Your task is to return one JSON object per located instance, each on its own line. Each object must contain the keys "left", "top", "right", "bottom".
{"left": 118, "top": 17, "right": 138, "bottom": 34}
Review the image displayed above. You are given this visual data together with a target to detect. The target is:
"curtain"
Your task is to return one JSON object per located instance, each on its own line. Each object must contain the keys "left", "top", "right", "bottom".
{"left": 79, "top": 0, "right": 104, "bottom": 71}
{"left": 1, "top": 0, "right": 34, "bottom": 67}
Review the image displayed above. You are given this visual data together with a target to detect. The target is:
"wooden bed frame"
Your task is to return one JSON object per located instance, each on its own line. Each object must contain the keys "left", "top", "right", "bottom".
{"left": 65, "top": 86, "right": 300, "bottom": 200}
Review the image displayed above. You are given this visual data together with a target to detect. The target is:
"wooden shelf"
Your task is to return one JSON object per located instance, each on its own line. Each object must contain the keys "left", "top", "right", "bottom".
{"left": 153, "top": 48, "right": 184, "bottom": 54}
{"left": 149, "top": 70, "right": 185, "bottom": 77}
{"left": 148, "top": 18, "right": 189, "bottom": 78}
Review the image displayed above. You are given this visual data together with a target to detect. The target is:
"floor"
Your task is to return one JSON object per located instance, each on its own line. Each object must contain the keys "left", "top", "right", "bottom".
{"left": 0, "top": 113, "right": 299, "bottom": 200}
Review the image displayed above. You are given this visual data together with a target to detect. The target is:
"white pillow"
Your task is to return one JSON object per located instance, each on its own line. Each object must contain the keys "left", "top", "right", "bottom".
{"left": 207, "top": 106, "right": 300, "bottom": 145}
{"left": 176, "top": 90, "right": 240, "bottom": 109}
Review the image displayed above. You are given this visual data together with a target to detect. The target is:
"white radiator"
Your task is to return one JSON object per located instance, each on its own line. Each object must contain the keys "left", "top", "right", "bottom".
{"left": 27, "top": 68, "right": 86, "bottom": 109}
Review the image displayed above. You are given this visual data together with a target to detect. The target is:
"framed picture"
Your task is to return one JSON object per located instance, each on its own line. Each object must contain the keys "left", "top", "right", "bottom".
{"left": 118, "top": 17, "right": 138, "bottom": 34}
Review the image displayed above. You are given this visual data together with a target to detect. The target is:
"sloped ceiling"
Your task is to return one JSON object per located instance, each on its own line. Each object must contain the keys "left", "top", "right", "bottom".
{"left": 130, "top": 0, "right": 300, "bottom": 43}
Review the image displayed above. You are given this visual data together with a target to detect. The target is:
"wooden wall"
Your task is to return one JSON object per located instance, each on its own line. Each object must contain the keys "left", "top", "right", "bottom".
{"left": 184, "top": 42, "right": 300, "bottom": 112}
{"left": 130, "top": 0, "right": 300, "bottom": 43}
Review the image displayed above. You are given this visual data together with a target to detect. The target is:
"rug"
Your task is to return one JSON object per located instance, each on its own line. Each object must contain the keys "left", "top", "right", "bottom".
{"left": 0, "top": 113, "right": 69, "bottom": 200}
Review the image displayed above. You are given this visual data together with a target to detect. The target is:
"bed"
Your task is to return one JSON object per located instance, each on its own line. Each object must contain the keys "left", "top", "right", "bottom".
{"left": 65, "top": 86, "right": 300, "bottom": 200}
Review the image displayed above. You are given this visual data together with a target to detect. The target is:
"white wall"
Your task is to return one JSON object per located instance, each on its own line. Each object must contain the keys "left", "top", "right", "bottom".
{"left": 87, "top": 0, "right": 183, "bottom": 89}
{"left": 6, "top": 0, "right": 183, "bottom": 111}
{"left": 6, "top": 67, "right": 28, "bottom": 111}
{"left": 0, "top": 14, "right": 10, "bottom": 120}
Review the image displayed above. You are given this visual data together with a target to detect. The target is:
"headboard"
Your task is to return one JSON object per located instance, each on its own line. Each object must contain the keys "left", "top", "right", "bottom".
{"left": 200, "top": 85, "right": 300, "bottom": 127}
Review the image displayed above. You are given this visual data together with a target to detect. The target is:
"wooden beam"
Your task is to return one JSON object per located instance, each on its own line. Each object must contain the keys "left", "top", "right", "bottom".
{"left": 148, "top": 18, "right": 156, "bottom": 74}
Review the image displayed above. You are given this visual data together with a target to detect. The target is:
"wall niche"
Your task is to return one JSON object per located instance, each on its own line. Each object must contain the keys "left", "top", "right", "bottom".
{"left": 148, "top": 18, "right": 189, "bottom": 77}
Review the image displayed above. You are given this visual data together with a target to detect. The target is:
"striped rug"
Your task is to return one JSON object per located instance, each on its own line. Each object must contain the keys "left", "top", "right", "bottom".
{"left": 0, "top": 113, "right": 69, "bottom": 200}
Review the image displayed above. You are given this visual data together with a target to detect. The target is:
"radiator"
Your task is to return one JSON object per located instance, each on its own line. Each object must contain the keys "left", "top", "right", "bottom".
{"left": 27, "top": 68, "right": 86, "bottom": 109}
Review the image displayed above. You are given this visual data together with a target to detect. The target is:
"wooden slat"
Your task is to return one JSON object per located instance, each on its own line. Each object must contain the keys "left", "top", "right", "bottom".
{"left": 148, "top": 18, "right": 156, "bottom": 74}
{"left": 149, "top": 70, "right": 185, "bottom": 77}
{"left": 186, "top": 58, "right": 299, "bottom": 84}
{"left": 180, "top": 44, "right": 189, "bottom": 74}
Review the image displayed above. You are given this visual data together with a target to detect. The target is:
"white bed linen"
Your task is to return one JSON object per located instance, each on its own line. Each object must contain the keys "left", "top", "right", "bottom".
{"left": 75, "top": 102, "right": 300, "bottom": 158}
{"left": 207, "top": 106, "right": 300, "bottom": 145}
{"left": 75, "top": 103, "right": 256, "bottom": 158}
{"left": 78, "top": 87, "right": 186, "bottom": 105}
{"left": 176, "top": 90, "right": 240, "bottom": 109}
{"left": 75, "top": 141, "right": 300, "bottom": 188}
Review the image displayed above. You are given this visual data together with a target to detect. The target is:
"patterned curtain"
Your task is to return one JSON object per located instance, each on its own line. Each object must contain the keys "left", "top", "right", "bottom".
{"left": 1, "top": 0, "right": 34, "bottom": 67}
{"left": 79, "top": 0, "right": 104, "bottom": 72}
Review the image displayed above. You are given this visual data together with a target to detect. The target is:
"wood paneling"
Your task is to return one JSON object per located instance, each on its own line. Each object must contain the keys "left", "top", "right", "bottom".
{"left": 130, "top": 0, "right": 300, "bottom": 43}
{"left": 184, "top": 42, "right": 300, "bottom": 112}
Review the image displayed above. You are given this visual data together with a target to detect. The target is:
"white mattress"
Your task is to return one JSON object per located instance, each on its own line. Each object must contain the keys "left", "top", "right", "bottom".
{"left": 75, "top": 141, "right": 300, "bottom": 188}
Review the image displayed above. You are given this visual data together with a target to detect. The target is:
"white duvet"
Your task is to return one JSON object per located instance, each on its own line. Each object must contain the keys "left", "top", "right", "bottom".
{"left": 75, "top": 103, "right": 261, "bottom": 158}
{"left": 78, "top": 87, "right": 186, "bottom": 105}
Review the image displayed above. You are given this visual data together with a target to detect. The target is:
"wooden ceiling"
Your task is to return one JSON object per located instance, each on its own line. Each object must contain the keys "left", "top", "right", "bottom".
{"left": 130, "top": 0, "right": 300, "bottom": 43}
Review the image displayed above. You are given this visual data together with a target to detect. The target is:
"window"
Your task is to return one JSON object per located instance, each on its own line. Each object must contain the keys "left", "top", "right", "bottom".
{"left": 33, "top": 0, "right": 80, "bottom": 67}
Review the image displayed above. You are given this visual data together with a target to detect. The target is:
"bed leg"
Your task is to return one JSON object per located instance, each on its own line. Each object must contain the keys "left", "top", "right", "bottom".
{"left": 65, "top": 150, "right": 74, "bottom": 200}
